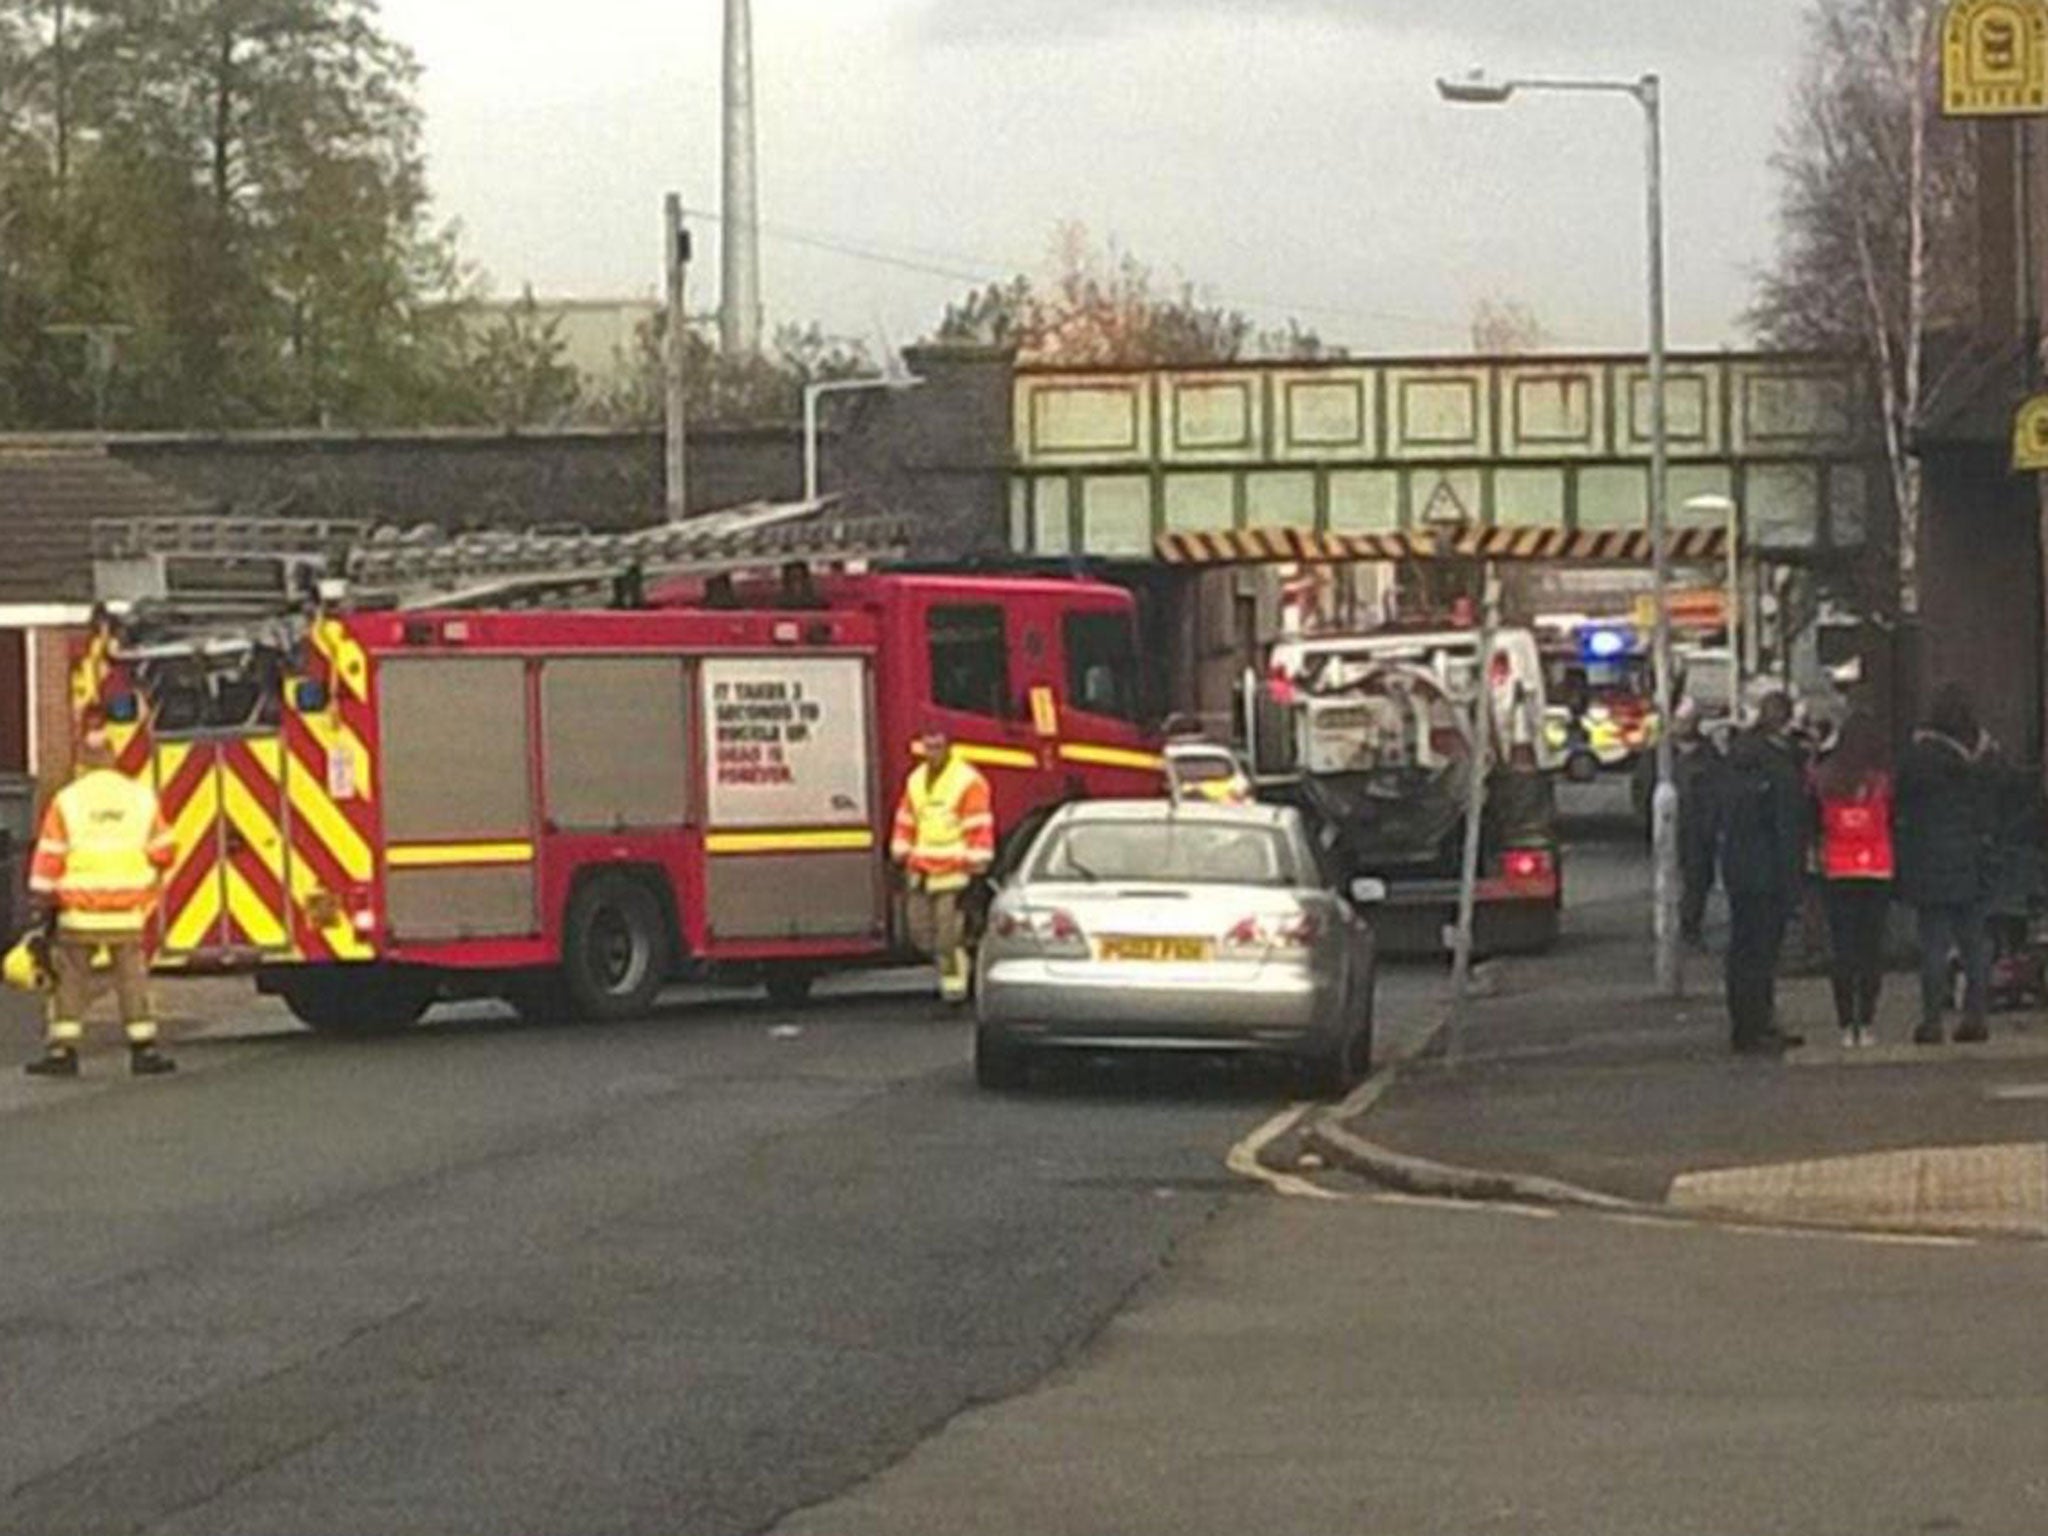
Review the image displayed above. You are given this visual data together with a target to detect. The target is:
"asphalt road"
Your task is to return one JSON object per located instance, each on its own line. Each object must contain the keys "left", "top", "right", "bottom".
{"left": 0, "top": 786, "right": 1655, "bottom": 1536}
{"left": 0, "top": 954, "right": 1444, "bottom": 1536}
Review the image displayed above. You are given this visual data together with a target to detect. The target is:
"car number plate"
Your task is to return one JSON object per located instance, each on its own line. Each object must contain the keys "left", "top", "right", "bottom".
{"left": 1096, "top": 936, "right": 1213, "bottom": 963}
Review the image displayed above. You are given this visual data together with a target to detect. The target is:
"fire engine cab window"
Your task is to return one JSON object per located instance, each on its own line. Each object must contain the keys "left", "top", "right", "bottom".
{"left": 928, "top": 606, "right": 1011, "bottom": 719}
{"left": 1064, "top": 611, "right": 1138, "bottom": 722}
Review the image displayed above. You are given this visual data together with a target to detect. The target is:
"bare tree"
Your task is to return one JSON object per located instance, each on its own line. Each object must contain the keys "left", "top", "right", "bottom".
{"left": 933, "top": 222, "right": 1326, "bottom": 366}
{"left": 1752, "top": 0, "right": 1969, "bottom": 616}
{"left": 1469, "top": 297, "right": 1550, "bottom": 355}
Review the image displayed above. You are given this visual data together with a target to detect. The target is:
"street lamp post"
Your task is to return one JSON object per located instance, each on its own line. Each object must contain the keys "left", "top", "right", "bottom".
{"left": 803, "top": 372, "right": 925, "bottom": 502}
{"left": 1437, "top": 67, "right": 1682, "bottom": 995}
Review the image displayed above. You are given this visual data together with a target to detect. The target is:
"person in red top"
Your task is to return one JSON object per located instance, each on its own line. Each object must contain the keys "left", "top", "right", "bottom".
{"left": 1811, "top": 712, "right": 1895, "bottom": 1048}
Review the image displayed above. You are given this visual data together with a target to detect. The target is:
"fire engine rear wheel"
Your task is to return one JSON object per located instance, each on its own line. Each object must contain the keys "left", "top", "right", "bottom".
{"left": 563, "top": 874, "right": 669, "bottom": 1022}
{"left": 279, "top": 971, "right": 433, "bottom": 1036}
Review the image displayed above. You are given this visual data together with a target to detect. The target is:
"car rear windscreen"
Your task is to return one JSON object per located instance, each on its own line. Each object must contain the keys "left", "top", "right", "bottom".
{"left": 1030, "top": 821, "right": 1296, "bottom": 887}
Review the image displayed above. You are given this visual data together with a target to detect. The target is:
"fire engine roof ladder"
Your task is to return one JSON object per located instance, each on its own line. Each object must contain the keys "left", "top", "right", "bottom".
{"left": 91, "top": 498, "right": 915, "bottom": 630}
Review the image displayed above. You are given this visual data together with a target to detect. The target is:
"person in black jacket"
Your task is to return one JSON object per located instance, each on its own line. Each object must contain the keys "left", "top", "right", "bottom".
{"left": 1896, "top": 684, "right": 1995, "bottom": 1044}
{"left": 1719, "top": 692, "right": 1809, "bottom": 1054}
{"left": 1671, "top": 700, "right": 1726, "bottom": 948}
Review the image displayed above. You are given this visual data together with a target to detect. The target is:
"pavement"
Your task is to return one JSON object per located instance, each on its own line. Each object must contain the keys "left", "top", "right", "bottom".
{"left": 1310, "top": 797, "right": 2048, "bottom": 1239}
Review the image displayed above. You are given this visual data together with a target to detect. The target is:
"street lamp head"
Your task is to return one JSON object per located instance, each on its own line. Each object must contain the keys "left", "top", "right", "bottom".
{"left": 1436, "top": 70, "right": 1516, "bottom": 105}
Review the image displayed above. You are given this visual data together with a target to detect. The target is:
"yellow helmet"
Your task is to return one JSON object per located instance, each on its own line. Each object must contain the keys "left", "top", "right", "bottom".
{"left": 3, "top": 933, "right": 52, "bottom": 994}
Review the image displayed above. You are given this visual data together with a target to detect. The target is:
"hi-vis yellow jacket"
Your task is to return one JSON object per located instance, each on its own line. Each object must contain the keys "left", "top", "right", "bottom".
{"left": 890, "top": 756, "right": 995, "bottom": 894}
{"left": 29, "top": 768, "right": 176, "bottom": 935}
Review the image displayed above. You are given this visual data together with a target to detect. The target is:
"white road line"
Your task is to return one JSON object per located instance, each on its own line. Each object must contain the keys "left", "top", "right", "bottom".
{"left": 1226, "top": 1103, "right": 1342, "bottom": 1200}
{"left": 1366, "top": 1191, "right": 1558, "bottom": 1220}
{"left": 1596, "top": 1209, "right": 1982, "bottom": 1248}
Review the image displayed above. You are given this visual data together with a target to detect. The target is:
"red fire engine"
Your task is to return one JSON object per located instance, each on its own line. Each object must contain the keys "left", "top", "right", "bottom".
{"left": 78, "top": 512, "right": 1162, "bottom": 1030}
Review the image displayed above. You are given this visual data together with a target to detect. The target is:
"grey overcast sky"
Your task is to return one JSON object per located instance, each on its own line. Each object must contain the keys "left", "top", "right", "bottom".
{"left": 378, "top": 0, "right": 1809, "bottom": 353}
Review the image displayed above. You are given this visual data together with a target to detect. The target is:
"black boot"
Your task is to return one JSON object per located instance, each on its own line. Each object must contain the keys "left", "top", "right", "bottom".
{"left": 129, "top": 1045, "right": 176, "bottom": 1077}
{"left": 25, "top": 1047, "right": 79, "bottom": 1079}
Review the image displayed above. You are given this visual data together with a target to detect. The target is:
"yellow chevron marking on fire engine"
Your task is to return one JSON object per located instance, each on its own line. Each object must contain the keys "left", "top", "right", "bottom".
{"left": 1057, "top": 743, "right": 1166, "bottom": 773}
{"left": 219, "top": 761, "right": 287, "bottom": 883}
{"left": 286, "top": 766, "right": 372, "bottom": 882}
{"left": 154, "top": 741, "right": 190, "bottom": 793}
{"left": 166, "top": 875, "right": 221, "bottom": 953}
{"left": 299, "top": 709, "right": 375, "bottom": 800}
{"left": 166, "top": 762, "right": 220, "bottom": 864}
{"left": 386, "top": 841, "right": 536, "bottom": 868}
{"left": 314, "top": 617, "right": 371, "bottom": 703}
{"left": 281, "top": 848, "right": 374, "bottom": 962}
{"left": 705, "top": 828, "right": 876, "bottom": 855}
{"left": 224, "top": 861, "right": 288, "bottom": 949}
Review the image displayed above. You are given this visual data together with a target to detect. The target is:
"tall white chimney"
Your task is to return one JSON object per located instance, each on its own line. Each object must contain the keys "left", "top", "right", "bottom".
{"left": 720, "top": 0, "right": 763, "bottom": 356}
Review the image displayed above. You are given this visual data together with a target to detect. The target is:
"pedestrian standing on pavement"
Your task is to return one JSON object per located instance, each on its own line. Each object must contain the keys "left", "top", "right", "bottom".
{"left": 1896, "top": 683, "right": 1996, "bottom": 1045}
{"left": 1670, "top": 699, "right": 1725, "bottom": 949}
{"left": 1719, "top": 691, "right": 1809, "bottom": 1054}
{"left": 23, "top": 727, "right": 179, "bottom": 1077}
{"left": 889, "top": 724, "right": 996, "bottom": 1004}
{"left": 1812, "top": 711, "right": 1895, "bottom": 1048}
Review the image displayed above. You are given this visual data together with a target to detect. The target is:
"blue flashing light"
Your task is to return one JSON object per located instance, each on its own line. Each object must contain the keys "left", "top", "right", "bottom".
{"left": 1582, "top": 627, "right": 1630, "bottom": 661}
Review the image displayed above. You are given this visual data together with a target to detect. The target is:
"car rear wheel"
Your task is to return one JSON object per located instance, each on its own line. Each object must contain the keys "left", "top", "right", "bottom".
{"left": 1299, "top": 986, "right": 1373, "bottom": 1099}
{"left": 563, "top": 875, "right": 670, "bottom": 1022}
{"left": 974, "top": 1023, "right": 1028, "bottom": 1091}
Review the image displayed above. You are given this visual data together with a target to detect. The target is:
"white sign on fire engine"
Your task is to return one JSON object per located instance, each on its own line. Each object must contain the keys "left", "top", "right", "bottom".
{"left": 701, "top": 656, "right": 871, "bottom": 829}
{"left": 326, "top": 742, "right": 358, "bottom": 801}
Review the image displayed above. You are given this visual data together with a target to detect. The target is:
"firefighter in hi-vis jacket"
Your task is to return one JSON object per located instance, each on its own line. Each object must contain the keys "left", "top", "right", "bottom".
{"left": 890, "top": 724, "right": 996, "bottom": 1003}
{"left": 24, "top": 727, "right": 179, "bottom": 1078}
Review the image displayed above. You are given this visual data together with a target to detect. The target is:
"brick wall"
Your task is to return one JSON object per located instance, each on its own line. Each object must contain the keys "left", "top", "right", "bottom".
{"left": 112, "top": 426, "right": 806, "bottom": 533}
{"left": 1920, "top": 446, "right": 2043, "bottom": 762}
{"left": 828, "top": 345, "right": 1018, "bottom": 559}
{"left": 28, "top": 628, "right": 78, "bottom": 797}
{"left": 98, "top": 356, "right": 1021, "bottom": 560}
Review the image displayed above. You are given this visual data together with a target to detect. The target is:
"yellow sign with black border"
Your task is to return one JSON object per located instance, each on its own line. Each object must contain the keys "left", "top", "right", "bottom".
{"left": 2012, "top": 392, "right": 2048, "bottom": 470}
{"left": 1943, "top": 0, "right": 2048, "bottom": 117}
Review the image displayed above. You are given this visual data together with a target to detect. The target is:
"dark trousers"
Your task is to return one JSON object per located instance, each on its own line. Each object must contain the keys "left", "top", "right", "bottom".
{"left": 1725, "top": 888, "right": 1792, "bottom": 1046}
{"left": 1916, "top": 901, "right": 1989, "bottom": 1033}
{"left": 1822, "top": 880, "right": 1890, "bottom": 1029}
{"left": 1680, "top": 843, "right": 1715, "bottom": 942}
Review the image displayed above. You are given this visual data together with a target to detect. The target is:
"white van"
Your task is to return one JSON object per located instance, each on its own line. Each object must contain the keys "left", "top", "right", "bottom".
{"left": 1268, "top": 627, "right": 1558, "bottom": 772}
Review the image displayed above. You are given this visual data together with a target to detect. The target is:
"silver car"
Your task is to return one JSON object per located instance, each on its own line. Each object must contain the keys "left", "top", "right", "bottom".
{"left": 974, "top": 799, "right": 1382, "bottom": 1095}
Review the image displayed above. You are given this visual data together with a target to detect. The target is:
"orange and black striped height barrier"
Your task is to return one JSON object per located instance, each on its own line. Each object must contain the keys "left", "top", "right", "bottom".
{"left": 1153, "top": 524, "right": 1728, "bottom": 566}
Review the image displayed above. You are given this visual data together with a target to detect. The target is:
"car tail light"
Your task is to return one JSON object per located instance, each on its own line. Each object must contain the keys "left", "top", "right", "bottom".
{"left": 1502, "top": 847, "right": 1557, "bottom": 893}
{"left": 1274, "top": 911, "right": 1321, "bottom": 947}
{"left": 1224, "top": 916, "right": 1265, "bottom": 951}
{"left": 1225, "top": 911, "right": 1319, "bottom": 951}
{"left": 994, "top": 906, "right": 1086, "bottom": 954}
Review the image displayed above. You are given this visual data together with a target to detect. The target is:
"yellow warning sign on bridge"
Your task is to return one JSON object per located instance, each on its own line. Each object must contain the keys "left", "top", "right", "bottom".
{"left": 2013, "top": 393, "right": 2048, "bottom": 470}
{"left": 1943, "top": 0, "right": 2048, "bottom": 116}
